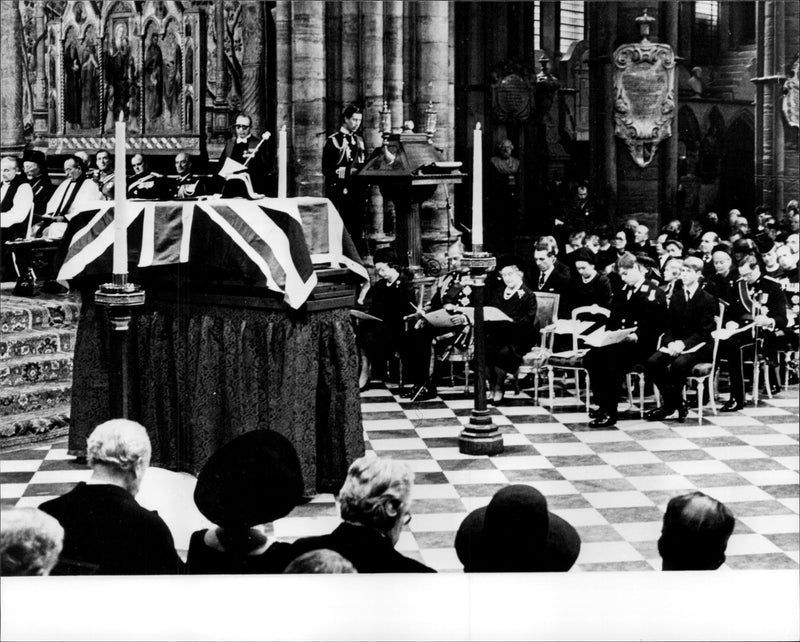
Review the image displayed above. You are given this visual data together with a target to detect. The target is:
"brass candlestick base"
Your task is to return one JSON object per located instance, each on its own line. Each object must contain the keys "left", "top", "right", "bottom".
{"left": 458, "top": 248, "right": 503, "bottom": 455}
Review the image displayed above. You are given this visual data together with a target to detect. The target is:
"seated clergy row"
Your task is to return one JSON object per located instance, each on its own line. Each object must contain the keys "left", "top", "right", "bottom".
{"left": 1, "top": 419, "right": 735, "bottom": 576}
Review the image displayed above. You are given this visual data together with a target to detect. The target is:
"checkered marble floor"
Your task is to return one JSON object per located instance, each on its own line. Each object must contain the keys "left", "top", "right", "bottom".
{"left": 2, "top": 383, "right": 798, "bottom": 573}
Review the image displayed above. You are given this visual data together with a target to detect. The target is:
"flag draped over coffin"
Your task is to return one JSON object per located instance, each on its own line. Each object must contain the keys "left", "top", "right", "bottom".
{"left": 57, "top": 197, "right": 368, "bottom": 309}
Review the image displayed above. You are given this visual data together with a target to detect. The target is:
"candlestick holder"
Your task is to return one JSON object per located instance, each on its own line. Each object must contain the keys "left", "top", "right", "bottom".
{"left": 458, "top": 249, "right": 503, "bottom": 455}
{"left": 95, "top": 273, "right": 145, "bottom": 419}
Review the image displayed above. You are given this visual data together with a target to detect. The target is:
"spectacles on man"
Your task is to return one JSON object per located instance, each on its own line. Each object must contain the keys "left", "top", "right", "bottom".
{"left": 402, "top": 512, "right": 412, "bottom": 526}
{"left": 235, "top": 124, "right": 251, "bottom": 129}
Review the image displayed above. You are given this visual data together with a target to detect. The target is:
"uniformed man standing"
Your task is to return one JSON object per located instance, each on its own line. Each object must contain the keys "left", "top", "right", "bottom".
{"left": 322, "top": 104, "right": 366, "bottom": 255}
{"left": 583, "top": 252, "right": 667, "bottom": 427}
{"left": 719, "top": 254, "right": 788, "bottom": 411}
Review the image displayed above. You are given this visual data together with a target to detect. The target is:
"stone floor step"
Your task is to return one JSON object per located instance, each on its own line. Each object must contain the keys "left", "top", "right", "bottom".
{"left": 0, "top": 404, "right": 70, "bottom": 449}
{"left": 0, "top": 381, "right": 72, "bottom": 417}
{"left": 0, "top": 325, "right": 77, "bottom": 360}
{"left": 0, "top": 353, "right": 74, "bottom": 387}
{"left": 0, "top": 291, "right": 81, "bottom": 334}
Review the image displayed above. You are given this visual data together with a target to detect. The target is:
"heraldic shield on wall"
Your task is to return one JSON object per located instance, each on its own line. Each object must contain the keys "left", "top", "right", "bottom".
{"left": 612, "top": 11, "right": 676, "bottom": 169}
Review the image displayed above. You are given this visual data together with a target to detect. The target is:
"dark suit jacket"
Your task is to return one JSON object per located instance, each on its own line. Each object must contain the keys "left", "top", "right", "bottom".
{"left": 39, "top": 482, "right": 184, "bottom": 575}
{"left": 286, "top": 522, "right": 435, "bottom": 573}
{"left": 662, "top": 285, "right": 716, "bottom": 351}
{"left": 532, "top": 266, "right": 571, "bottom": 317}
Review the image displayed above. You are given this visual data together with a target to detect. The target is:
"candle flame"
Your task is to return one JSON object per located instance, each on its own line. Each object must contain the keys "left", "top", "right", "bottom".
{"left": 118, "top": 111, "right": 124, "bottom": 123}
{"left": 475, "top": 122, "right": 482, "bottom": 131}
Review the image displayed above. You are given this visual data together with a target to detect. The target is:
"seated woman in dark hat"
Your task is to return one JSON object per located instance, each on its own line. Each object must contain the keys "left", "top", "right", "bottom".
{"left": 285, "top": 453, "right": 435, "bottom": 573}
{"left": 187, "top": 430, "right": 305, "bottom": 574}
{"left": 485, "top": 257, "right": 538, "bottom": 405}
{"left": 455, "top": 484, "right": 581, "bottom": 572}
{"left": 355, "top": 246, "right": 416, "bottom": 391}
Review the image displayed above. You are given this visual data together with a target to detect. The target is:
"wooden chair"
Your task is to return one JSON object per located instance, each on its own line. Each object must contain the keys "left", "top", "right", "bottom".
{"left": 515, "top": 292, "right": 560, "bottom": 401}
{"left": 544, "top": 305, "right": 611, "bottom": 411}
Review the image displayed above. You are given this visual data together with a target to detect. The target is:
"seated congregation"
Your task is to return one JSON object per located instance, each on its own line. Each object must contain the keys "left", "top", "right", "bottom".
{"left": 1, "top": 418, "right": 736, "bottom": 576}
{"left": 352, "top": 205, "right": 798, "bottom": 422}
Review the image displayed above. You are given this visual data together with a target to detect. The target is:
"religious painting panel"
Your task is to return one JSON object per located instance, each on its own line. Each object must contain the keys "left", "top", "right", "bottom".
{"left": 44, "top": 1, "right": 207, "bottom": 155}
{"left": 103, "top": 6, "right": 140, "bottom": 133}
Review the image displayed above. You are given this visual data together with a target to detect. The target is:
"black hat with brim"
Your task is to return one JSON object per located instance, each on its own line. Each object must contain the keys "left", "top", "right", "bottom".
{"left": 194, "top": 430, "right": 305, "bottom": 528}
{"left": 455, "top": 484, "right": 581, "bottom": 572}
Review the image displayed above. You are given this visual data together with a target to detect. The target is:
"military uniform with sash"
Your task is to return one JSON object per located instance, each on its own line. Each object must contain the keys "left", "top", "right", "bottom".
{"left": 583, "top": 278, "right": 667, "bottom": 424}
{"left": 720, "top": 275, "right": 788, "bottom": 408}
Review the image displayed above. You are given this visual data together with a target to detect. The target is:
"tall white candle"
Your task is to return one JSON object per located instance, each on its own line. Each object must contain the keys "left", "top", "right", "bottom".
{"left": 278, "top": 124, "right": 287, "bottom": 199}
{"left": 113, "top": 116, "right": 128, "bottom": 275}
{"left": 472, "top": 122, "right": 483, "bottom": 248}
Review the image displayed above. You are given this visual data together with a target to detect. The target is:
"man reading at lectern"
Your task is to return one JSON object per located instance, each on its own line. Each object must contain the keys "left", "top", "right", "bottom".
{"left": 217, "top": 113, "right": 275, "bottom": 196}
{"left": 323, "top": 104, "right": 366, "bottom": 255}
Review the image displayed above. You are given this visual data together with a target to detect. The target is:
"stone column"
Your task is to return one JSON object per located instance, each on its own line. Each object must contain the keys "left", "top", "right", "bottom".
{"left": 361, "top": 2, "right": 384, "bottom": 249}
{"left": 661, "top": 0, "right": 679, "bottom": 223}
{"left": 274, "top": 1, "right": 292, "bottom": 191}
{"left": 0, "top": 2, "right": 25, "bottom": 154}
{"left": 781, "top": 1, "right": 800, "bottom": 204}
{"left": 240, "top": 1, "right": 266, "bottom": 133}
{"left": 414, "top": 2, "right": 455, "bottom": 269}
{"left": 290, "top": 1, "right": 326, "bottom": 197}
{"left": 588, "top": 2, "right": 617, "bottom": 224}
{"left": 384, "top": 1, "right": 404, "bottom": 131}
{"left": 340, "top": 1, "right": 360, "bottom": 111}
{"left": 32, "top": 0, "right": 48, "bottom": 144}
{"left": 759, "top": 1, "right": 776, "bottom": 210}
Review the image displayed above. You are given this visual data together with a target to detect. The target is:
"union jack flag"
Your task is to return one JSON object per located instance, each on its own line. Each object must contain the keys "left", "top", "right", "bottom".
{"left": 56, "top": 197, "right": 367, "bottom": 309}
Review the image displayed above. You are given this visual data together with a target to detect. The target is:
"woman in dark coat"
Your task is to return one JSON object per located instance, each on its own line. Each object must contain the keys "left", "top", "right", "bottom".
{"left": 187, "top": 430, "right": 305, "bottom": 575}
{"left": 485, "top": 259, "right": 538, "bottom": 404}
{"left": 356, "top": 247, "right": 416, "bottom": 390}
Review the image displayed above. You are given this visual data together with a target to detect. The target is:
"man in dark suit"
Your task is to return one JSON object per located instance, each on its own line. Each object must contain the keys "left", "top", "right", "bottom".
{"left": 217, "top": 113, "right": 274, "bottom": 195}
{"left": 531, "top": 240, "right": 571, "bottom": 316}
{"left": 323, "top": 104, "right": 366, "bottom": 254}
{"left": 583, "top": 252, "right": 667, "bottom": 427}
{"left": 22, "top": 149, "right": 54, "bottom": 216}
{"left": 645, "top": 257, "right": 717, "bottom": 422}
{"left": 719, "top": 253, "right": 788, "bottom": 411}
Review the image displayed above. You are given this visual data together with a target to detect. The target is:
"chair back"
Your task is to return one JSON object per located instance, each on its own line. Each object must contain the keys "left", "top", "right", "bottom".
{"left": 534, "top": 292, "right": 560, "bottom": 348}
{"left": 570, "top": 304, "right": 611, "bottom": 352}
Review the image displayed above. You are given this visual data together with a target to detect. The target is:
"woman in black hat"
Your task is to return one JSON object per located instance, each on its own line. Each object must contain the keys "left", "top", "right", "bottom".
{"left": 187, "top": 430, "right": 305, "bottom": 574}
{"left": 455, "top": 484, "right": 581, "bottom": 572}
{"left": 355, "top": 246, "right": 416, "bottom": 391}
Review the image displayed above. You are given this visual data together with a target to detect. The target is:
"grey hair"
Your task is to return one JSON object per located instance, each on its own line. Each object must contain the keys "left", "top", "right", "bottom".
{"left": 86, "top": 419, "right": 151, "bottom": 474}
{"left": 338, "top": 454, "right": 413, "bottom": 532}
{"left": 1, "top": 508, "right": 64, "bottom": 576}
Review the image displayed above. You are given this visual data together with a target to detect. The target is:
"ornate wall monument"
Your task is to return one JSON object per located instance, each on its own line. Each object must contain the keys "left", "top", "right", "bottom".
{"left": 612, "top": 10, "right": 676, "bottom": 168}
